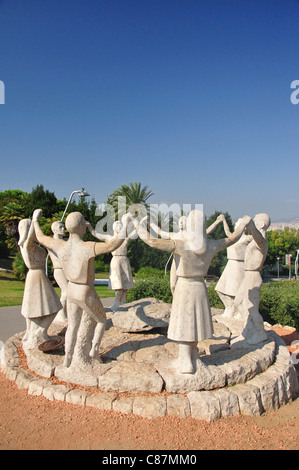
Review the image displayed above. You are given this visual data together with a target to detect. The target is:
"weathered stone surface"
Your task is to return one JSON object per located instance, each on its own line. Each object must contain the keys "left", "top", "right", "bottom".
{"left": 187, "top": 391, "right": 221, "bottom": 422}
{"left": 28, "top": 378, "right": 51, "bottom": 396}
{"left": 167, "top": 394, "right": 191, "bottom": 418}
{"left": 230, "top": 383, "right": 263, "bottom": 416}
{"left": 26, "top": 348, "right": 57, "bottom": 378}
{"left": 213, "top": 388, "right": 240, "bottom": 417}
{"left": 156, "top": 356, "right": 226, "bottom": 393}
{"left": 133, "top": 395, "right": 167, "bottom": 419}
{"left": 15, "top": 369, "right": 35, "bottom": 390}
{"left": 249, "top": 373, "right": 280, "bottom": 411}
{"left": 55, "top": 358, "right": 112, "bottom": 388}
{"left": 65, "top": 389, "right": 90, "bottom": 406}
{"left": 43, "top": 384, "right": 72, "bottom": 402}
{"left": 112, "top": 298, "right": 171, "bottom": 333}
{"left": 113, "top": 396, "right": 134, "bottom": 414}
{"left": 98, "top": 361, "right": 164, "bottom": 393}
{"left": 86, "top": 392, "right": 118, "bottom": 410}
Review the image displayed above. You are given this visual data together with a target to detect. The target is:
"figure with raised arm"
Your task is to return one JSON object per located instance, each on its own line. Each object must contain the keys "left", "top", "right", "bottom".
{"left": 215, "top": 215, "right": 252, "bottom": 318}
{"left": 87, "top": 214, "right": 135, "bottom": 312}
{"left": 33, "top": 209, "right": 130, "bottom": 368}
{"left": 134, "top": 210, "right": 251, "bottom": 374}
{"left": 49, "top": 221, "right": 68, "bottom": 322}
{"left": 233, "top": 213, "right": 271, "bottom": 345}
{"left": 18, "top": 218, "right": 62, "bottom": 351}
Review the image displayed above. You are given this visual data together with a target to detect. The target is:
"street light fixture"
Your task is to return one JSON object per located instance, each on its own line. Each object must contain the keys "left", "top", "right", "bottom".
{"left": 60, "top": 189, "right": 90, "bottom": 222}
{"left": 46, "top": 189, "right": 90, "bottom": 276}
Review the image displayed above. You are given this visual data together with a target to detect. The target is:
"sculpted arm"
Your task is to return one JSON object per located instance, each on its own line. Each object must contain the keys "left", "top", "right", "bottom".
{"left": 86, "top": 222, "right": 110, "bottom": 242}
{"left": 133, "top": 217, "right": 175, "bottom": 252}
{"left": 223, "top": 215, "right": 251, "bottom": 249}
{"left": 206, "top": 214, "right": 228, "bottom": 235}
{"left": 32, "top": 209, "right": 60, "bottom": 251}
{"left": 94, "top": 212, "right": 133, "bottom": 256}
{"left": 246, "top": 219, "right": 267, "bottom": 252}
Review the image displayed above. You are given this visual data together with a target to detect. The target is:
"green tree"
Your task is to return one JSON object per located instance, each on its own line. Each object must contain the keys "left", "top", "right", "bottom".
{"left": 25, "top": 184, "right": 59, "bottom": 218}
{"left": 107, "top": 182, "right": 154, "bottom": 219}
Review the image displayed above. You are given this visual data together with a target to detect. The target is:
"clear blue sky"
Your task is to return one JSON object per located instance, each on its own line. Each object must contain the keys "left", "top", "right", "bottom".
{"left": 0, "top": 0, "right": 299, "bottom": 221}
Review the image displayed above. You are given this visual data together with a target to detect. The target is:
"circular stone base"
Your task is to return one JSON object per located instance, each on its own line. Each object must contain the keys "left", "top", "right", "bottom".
{"left": 1, "top": 310, "right": 298, "bottom": 421}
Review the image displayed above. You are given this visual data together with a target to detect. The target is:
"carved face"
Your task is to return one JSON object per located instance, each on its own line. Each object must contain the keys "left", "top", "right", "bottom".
{"left": 113, "top": 221, "right": 122, "bottom": 234}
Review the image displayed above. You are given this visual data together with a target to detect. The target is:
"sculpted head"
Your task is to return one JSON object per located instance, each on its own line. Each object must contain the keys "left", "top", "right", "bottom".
{"left": 51, "top": 221, "right": 65, "bottom": 236}
{"left": 65, "top": 212, "right": 86, "bottom": 236}
{"left": 113, "top": 221, "right": 122, "bottom": 234}
{"left": 254, "top": 213, "right": 271, "bottom": 231}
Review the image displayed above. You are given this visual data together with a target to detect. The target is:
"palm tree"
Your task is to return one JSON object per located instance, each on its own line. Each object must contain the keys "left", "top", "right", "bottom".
{"left": 0, "top": 201, "right": 25, "bottom": 249}
{"left": 107, "top": 182, "right": 154, "bottom": 220}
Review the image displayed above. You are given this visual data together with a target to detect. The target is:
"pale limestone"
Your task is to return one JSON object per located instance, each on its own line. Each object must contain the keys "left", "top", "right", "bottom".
{"left": 230, "top": 383, "right": 263, "bottom": 416}
{"left": 213, "top": 389, "right": 240, "bottom": 417}
{"left": 113, "top": 397, "right": 134, "bottom": 414}
{"left": 166, "top": 394, "right": 191, "bottom": 418}
{"left": 187, "top": 391, "right": 221, "bottom": 422}
{"left": 43, "top": 384, "right": 72, "bottom": 402}
{"left": 112, "top": 298, "right": 171, "bottom": 333}
{"left": 133, "top": 396, "right": 167, "bottom": 419}
{"left": 98, "top": 361, "right": 164, "bottom": 394}
{"left": 85, "top": 392, "right": 118, "bottom": 410}
{"left": 28, "top": 379, "right": 50, "bottom": 396}
{"left": 65, "top": 389, "right": 90, "bottom": 406}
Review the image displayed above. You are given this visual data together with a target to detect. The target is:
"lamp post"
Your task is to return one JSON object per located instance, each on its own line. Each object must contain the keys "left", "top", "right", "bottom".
{"left": 46, "top": 189, "right": 90, "bottom": 276}
{"left": 60, "top": 189, "right": 90, "bottom": 222}
{"left": 277, "top": 256, "right": 280, "bottom": 280}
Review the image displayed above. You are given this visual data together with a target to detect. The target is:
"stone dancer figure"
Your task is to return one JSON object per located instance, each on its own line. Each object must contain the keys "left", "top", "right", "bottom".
{"left": 33, "top": 209, "right": 130, "bottom": 368}
{"left": 215, "top": 216, "right": 252, "bottom": 318}
{"left": 87, "top": 216, "right": 135, "bottom": 312}
{"left": 48, "top": 221, "right": 68, "bottom": 323}
{"left": 134, "top": 210, "right": 251, "bottom": 374}
{"left": 233, "top": 213, "right": 271, "bottom": 346}
{"left": 18, "top": 218, "right": 62, "bottom": 351}
{"left": 151, "top": 214, "right": 227, "bottom": 294}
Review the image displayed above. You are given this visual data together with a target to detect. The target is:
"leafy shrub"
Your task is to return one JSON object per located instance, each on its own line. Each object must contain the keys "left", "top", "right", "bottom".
{"left": 127, "top": 277, "right": 173, "bottom": 303}
{"left": 207, "top": 282, "right": 225, "bottom": 309}
{"left": 259, "top": 280, "right": 299, "bottom": 329}
{"left": 135, "top": 267, "right": 165, "bottom": 279}
{"left": 94, "top": 257, "right": 110, "bottom": 273}
{"left": 12, "top": 252, "right": 28, "bottom": 280}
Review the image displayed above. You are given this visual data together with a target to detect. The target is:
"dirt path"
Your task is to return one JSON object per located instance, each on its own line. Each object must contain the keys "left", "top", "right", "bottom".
{"left": 0, "top": 326, "right": 298, "bottom": 451}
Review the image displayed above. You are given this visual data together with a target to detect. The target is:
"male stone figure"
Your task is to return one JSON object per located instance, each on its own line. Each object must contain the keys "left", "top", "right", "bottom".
{"left": 49, "top": 221, "right": 68, "bottom": 322}
{"left": 134, "top": 210, "right": 251, "bottom": 374}
{"left": 33, "top": 209, "right": 129, "bottom": 368}
{"left": 233, "top": 213, "right": 271, "bottom": 345}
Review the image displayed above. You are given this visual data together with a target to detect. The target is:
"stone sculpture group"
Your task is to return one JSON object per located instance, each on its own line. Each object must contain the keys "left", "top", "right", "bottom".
{"left": 18, "top": 207, "right": 271, "bottom": 377}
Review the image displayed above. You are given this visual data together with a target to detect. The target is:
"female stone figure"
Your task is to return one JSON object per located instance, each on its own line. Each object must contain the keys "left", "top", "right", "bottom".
{"left": 87, "top": 216, "right": 135, "bottom": 312}
{"left": 134, "top": 210, "right": 251, "bottom": 374}
{"left": 215, "top": 216, "right": 252, "bottom": 318}
{"left": 18, "top": 218, "right": 62, "bottom": 351}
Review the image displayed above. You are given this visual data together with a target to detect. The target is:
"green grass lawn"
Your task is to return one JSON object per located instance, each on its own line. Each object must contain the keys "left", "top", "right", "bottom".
{"left": 0, "top": 272, "right": 113, "bottom": 307}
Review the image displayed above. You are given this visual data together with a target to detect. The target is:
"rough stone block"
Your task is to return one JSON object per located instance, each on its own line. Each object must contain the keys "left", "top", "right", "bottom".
{"left": 230, "top": 383, "right": 263, "bottom": 416}
{"left": 133, "top": 395, "right": 167, "bottom": 419}
{"left": 187, "top": 391, "right": 221, "bottom": 422}
{"left": 86, "top": 392, "right": 118, "bottom": 410}
{"left": 166, "top": 394, "right": 191, "bottom": 418}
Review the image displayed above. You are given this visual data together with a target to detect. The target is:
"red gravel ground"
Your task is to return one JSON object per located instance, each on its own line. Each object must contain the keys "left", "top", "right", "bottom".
{"left": 0, "top": 327, "right": 298, "bottom": 451}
